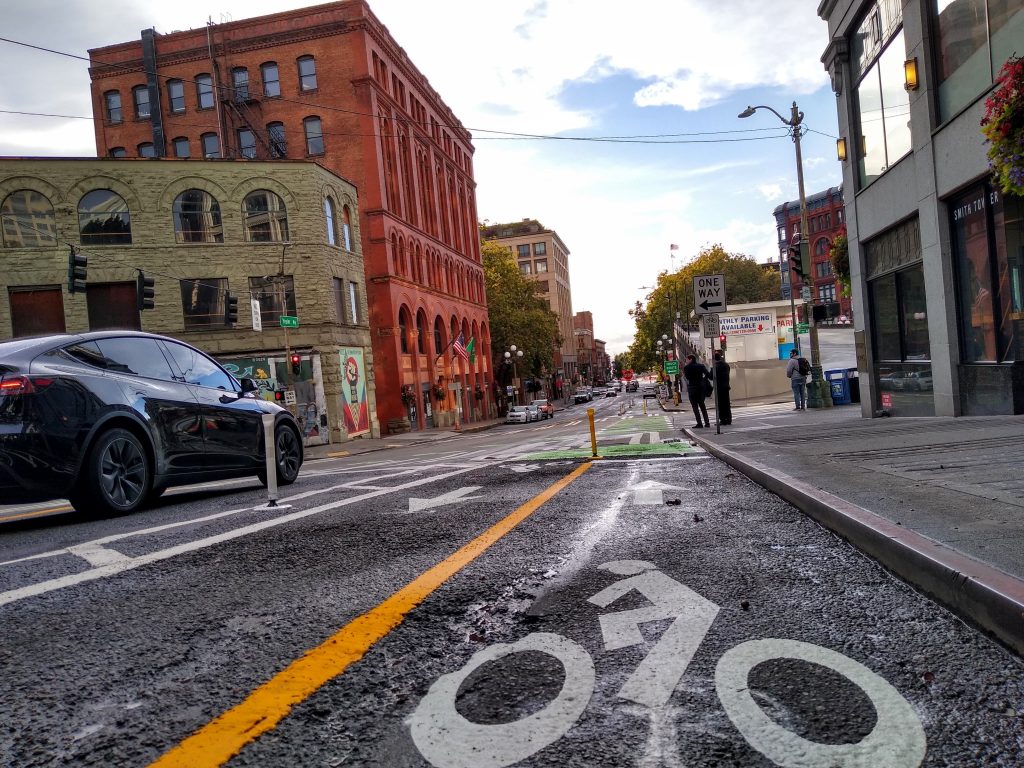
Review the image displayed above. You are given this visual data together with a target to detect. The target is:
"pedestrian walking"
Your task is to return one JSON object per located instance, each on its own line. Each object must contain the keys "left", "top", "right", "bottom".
{"left": 683, "top": 354, "right": 711, "bottom": 428}
{"left": 713, "top": 350, "right": 732, "bottom": 425}
{"left": 786, "top": 349, "right": 809, "bottom": 410}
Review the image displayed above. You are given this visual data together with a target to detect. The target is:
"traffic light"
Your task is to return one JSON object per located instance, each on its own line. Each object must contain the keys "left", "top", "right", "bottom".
{"left": 274, "top": 390, "right": 285, "bottom": 402}
{"left": 788, "top": 239, "right": 810, "bottom": 281}
{"left": 719, "top": 334, "right": 727, "bottom": 351}
{"left": 224, "top": 292, "right": 239, "bottom": 326}
{"left": 136, "top": 271, "right": 155, "bottom": 310}
{"left": 290, "top": 353, "right": 301, "bottom": 375}
{"left": 67, "top": 246, "right": 88, "bottom": 293}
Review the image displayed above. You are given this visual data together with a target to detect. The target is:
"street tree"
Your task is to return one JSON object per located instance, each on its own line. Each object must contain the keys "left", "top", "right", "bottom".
{"left": 627, "top": 244, "right": 779, "bottom": 370}
{"left": 481, "top": 238, "right": 560, "bottom": 382}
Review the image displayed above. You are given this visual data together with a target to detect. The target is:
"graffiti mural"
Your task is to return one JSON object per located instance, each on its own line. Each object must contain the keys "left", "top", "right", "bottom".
{"left": 340, "top": 347, "right": 370, "bottom": 437}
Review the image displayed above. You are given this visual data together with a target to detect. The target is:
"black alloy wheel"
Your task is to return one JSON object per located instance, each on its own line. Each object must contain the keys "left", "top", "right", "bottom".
{"left": 274, "top": 424, "right": 302, "bottom": 485}
{"left": 73, "top": 428, "right": 151, "bottom": 516}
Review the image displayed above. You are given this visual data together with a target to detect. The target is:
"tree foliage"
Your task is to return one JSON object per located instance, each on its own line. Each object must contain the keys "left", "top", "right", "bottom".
{"left": 626, "top": 244, "right": 780, "bottom": 371}
{"left": 828, "top": 226, "right": 850, "bottom": 298}
{"left": 481, "top": 238, "right": 561, "bottom": 377}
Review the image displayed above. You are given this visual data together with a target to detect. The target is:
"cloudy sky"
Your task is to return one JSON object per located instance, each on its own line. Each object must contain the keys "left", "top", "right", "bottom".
{"left": 0, "top": 0, "right": 842, "bottom": 356}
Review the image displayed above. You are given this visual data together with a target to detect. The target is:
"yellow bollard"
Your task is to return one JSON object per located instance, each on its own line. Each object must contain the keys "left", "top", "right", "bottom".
{"left": 587, "top": 407, "right": 598, "bottom": 457}
{"left": 643, "top": 398, "right": 647, "bottom": 415}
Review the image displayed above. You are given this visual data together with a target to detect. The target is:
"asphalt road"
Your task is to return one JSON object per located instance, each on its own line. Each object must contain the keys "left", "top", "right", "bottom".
{"left": 2, "top": 395, "right": 1022, "bottom": 767}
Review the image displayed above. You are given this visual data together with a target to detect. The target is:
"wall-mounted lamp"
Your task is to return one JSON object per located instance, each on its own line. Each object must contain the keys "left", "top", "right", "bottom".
{"left": 904, "top": 57, "right": 919, "bottom": 91}
{"left": 836, "top": 137, "right": 848, "bottom": 162}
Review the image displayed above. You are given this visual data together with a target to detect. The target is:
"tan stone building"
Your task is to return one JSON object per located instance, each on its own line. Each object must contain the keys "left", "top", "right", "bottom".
{"left": 480, "top": 220, "right": 576, "bottom": 392}
{"left": 0, "top": 157, "right": 376, "bottom": 444}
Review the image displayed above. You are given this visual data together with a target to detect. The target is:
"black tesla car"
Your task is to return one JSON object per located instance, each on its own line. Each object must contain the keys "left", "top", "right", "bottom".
{"left": 0, "top": 331, "right": 303, "bottom": 516}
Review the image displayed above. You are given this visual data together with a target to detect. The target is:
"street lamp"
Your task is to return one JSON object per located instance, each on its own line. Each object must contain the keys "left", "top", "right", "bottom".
{"left": 503, "top": 345, "right": 524, "bottom": 406}
{"left": 739, "top": 101, "right": 826, "bottom": 408}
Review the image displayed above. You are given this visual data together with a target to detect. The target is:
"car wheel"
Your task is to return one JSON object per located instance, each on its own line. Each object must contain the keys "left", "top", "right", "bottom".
{"left": 259, "top": 423, "right": 302, "bottom": 486}
{"left": 72, "top": 427, "right": 151, "bottom": 516}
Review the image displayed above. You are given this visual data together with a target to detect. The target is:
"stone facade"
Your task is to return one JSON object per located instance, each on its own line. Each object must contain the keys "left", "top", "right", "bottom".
{"left": 0, "top": 157, "right": 377, "bottom": 443}
{"left": 86, "top": 0, "right": 491, "bottom": 433}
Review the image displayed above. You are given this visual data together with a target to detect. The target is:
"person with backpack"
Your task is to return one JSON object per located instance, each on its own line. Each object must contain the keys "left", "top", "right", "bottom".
{"left": 786, "top": 349, "right": 810, "bottom": 410}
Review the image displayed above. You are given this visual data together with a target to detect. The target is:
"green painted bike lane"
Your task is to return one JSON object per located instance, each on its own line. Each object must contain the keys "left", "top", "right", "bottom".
{"left": 523, "top": 412, "right": 705, "bottom": 459}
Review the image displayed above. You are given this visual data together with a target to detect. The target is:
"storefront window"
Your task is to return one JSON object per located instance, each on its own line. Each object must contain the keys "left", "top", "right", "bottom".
{"left": 871, "top": 273, "right": 901, "bottom": 361}
{"left": 952, "top": 184, "right": 1022, "bottom": 362}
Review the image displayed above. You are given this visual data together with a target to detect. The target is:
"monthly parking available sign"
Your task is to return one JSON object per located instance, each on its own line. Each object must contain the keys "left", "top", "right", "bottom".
{"left": 719, "top": 312, "right": 776, "bottom": 335}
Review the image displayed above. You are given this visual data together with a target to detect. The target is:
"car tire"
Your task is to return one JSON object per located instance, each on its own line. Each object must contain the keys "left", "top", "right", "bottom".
{"left": 258, "top": 422, "right": 302, "bottom": 487}
{"left": 72, "top": 427, "right": 151, "bottom": 517}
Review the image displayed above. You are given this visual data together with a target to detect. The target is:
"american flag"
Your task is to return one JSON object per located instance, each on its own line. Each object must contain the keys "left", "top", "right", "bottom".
{"left": 452, "top": 333, "right": 469, "bottom": 362}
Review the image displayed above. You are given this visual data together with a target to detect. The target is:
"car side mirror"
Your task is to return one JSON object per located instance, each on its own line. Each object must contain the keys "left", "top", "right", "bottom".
{"left": 240, "top": 377, "right": 258, "bottom": 393}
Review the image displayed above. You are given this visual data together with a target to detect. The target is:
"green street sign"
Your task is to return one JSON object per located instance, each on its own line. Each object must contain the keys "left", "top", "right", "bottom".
{"left": 796, "top": 323, "right": 809, "bottom": 333}
{"left": 279, "top": 315, "right": 299, "bottom": 328}
{"left": 664, "top": 360, "right": 679, "bottom": 375}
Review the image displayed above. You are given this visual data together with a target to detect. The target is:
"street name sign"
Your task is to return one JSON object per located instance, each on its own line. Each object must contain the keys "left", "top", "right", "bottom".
{"left": 796, "top": 323, "right": 810, "bottom": 333}
{"left": 280, "top": 315, "right": 299, "bottom": 328}
{"left": 693, "top": 274, "right": 727, "bottom": 315}
{"left": 251, "top": 298, "right": 262, "bottom": 331}
{"left": 701, "top": 313, "right": 721, "bottom": 338}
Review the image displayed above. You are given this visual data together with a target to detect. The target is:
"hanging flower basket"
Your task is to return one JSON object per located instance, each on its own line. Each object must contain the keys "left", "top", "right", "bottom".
{"left": 828, "top": 225, "right": 851, "bottom": 298}
{"left": 981, "top": 55, "right": 1024, "bottom": 196}
{"left": 432, "top": 385, "right": 446, "bottom": 401}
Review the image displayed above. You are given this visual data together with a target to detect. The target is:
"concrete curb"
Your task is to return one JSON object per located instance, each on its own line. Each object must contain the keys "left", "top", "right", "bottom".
{"left": 685, "top": 429, "right": 1024, "bottom": 657}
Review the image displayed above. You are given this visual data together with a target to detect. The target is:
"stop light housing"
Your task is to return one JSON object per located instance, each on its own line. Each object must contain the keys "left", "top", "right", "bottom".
{"left": 719, "top": 334, "right": 727, "bottom": 351}
{"left": 788, "top": 239, "right": 810, "bottom": 281}
{"left": 67, "top": 246, "right": 88, "bottom": 293}
{"left": 136, "top": 271, "right": 155, "bottom": 310}
{"left": 290, "top": 354, "right": 301, "bottom": 375}
{"left": 224, "top": 292, "right": 239, "bottom": 326}
{"left": 274, "top": 390, "right": 285, "bottom": 402}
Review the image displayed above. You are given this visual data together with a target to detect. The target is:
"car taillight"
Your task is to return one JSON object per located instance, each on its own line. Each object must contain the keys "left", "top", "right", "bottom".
{"left": 0, "top": 376, "right": 53, "bottom": 395}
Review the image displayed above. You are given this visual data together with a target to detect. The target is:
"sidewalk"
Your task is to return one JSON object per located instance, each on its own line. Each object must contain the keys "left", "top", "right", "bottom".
{"left": 667, "top": 394, "right": 1024, "bottom": 656}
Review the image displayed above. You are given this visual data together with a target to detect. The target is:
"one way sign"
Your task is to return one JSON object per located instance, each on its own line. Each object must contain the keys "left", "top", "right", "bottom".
{"left": 693, "top": 273, "right": 727, "bottom": 316}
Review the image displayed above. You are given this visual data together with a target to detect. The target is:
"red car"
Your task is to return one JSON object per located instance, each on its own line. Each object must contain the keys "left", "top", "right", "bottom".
{"left": 531, "top": 399, "right": 555, "bottom": 419}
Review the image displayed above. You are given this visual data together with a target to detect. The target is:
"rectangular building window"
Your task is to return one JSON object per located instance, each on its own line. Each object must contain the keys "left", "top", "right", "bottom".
{"left": 232, "top": 68, "right": 249, "bottom": 102}
{"left": 133, "top": 85, "right": 150, "bottom": 119}
{"left": 196, "top": 74, "right": 214, "bottom": 109}
{"left": 533, "top": 242, "right": 547, "bottom": 256}
{"left": 105, "top": 91, "right": 122, "bottom": 124}
{"left": 268, "top": 122, "right": 286, "bottom": 158}
{"left": 172, "top": 137, "right": 190, "bottom": 158}
{"left": 348, "top": 280, "right": 360, "bottom": 324}
{"left": 298, "top": 56, "right": 318, "bottom": 91}
{"left": 238, "top": 128, "right": 257, "bottom": 159}
{"left": 536, "top": 259, "right": 548, "bottom": 273}
{"left": 517, "top": 244, "right": 530, "bottom": 258}
{"left": 248, "top": 275, "right": 296, "bottom": 324}
{"left": 304, "top": 116, "right": 324, "bottom": 155}
{"left": 180, "top": 278, "right": 228, "bottom": 329}
{"left": 167, "top": 80, "right": 185, "bottom": 113}
{"left": 137, "top": 143, "right": 156, "bottom": 158}
{"left": 86, "top": 282, "right": 141, "bottom": 331}
{"left": 333, "top": 277, "right": 345, "bottom": 324}
{"left": 201, "top": 133, "right": 221, "bottom": 159}
{"left": 519, "top": 261, "right": 532, "bottom": 275}
{"left": 262, "top": 62, "right": 280, "bottom": 97}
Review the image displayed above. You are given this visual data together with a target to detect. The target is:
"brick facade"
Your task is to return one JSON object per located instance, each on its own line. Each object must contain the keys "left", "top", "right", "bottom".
{"left": 87, "top": 0, "right": 490, "bottom": 433}
{"left": 0, "top": 157, "right": 375, "bottom": 444}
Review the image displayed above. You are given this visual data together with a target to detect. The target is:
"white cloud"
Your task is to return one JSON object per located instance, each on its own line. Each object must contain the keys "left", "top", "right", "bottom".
{"left": 758, "top": 183, "right": 783, "bottom": 201}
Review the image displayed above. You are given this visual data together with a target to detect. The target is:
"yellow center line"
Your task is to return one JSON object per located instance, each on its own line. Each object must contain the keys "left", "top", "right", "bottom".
{"left": 149, "top": 461, "right": 593, "bottom": 768}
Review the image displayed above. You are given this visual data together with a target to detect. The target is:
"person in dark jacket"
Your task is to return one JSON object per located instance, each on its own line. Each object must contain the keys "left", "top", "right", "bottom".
{"left": 713, "top": 350, "right": 732, "bottom": 425}
{"left": 682, "top": 354, "right": 711, "bottom": 428}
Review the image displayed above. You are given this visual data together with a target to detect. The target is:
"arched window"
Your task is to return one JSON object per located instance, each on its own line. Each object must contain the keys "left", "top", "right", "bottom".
{"left": 137, "top": 142, "right": 155, "bottom": 158}
{"left": 1, "top": 190, "right": 57, "bottom": 247}
{"left": 399, "top": 309, "right": 410, "bottom": 354}
{"left": 78, "top": 189, "right": 131, "bottom": 245}
{"left": 416, "top": 311, "right": 428, "bottom": 354}
{"left": 109, "top": 147, "right": 127, "bottom": 158}
{"left": 243, "top": 190, "right": 289, "bottom": 242}
{"left": 173, "top": 189, "right": 223, "bottom": 243}
{"left": 342, "top": 205, "right": 352, "bottom": 250}
{"left": 434, "top": 317, "right": 444, "bottom": 355}
{"left": 325, "top": 197, "right": 337, "bottom": 245}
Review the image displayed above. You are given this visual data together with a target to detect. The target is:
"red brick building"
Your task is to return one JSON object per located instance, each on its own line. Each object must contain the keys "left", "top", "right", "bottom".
{"left": 773, "top": 186, "right": 852, "bottom": 321}
{"left": 87, "top": 0, "right": 491, "bottom": 434}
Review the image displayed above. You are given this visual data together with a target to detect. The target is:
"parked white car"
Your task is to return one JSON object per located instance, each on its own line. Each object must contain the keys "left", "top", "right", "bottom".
{"left": 506, "top": 406, "right": 531, "bottom": 424}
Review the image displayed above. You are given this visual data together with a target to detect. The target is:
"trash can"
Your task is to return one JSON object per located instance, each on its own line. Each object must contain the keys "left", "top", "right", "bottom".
{"left": 846, "top": 368, "right": 861, "bottom": 403}
{"left": 825, "top": 368, "right": 851, "bottom": 405}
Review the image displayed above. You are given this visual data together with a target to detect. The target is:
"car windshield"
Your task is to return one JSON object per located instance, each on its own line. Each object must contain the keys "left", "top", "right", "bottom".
{"left": 511, "top": 406, "right": 527, "bottom": 412}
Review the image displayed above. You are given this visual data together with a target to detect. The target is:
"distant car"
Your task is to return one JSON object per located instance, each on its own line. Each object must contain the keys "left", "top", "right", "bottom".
{"left": 879, "top": 371, "right": 909, "bottom": 390}
{"left": 573, "top": 390, "right": 589, "bottom": 404}
{"left": 626, "top": 380, "right": 639, "bottom": 392}
{"left": 906, "top": 370, "right": 933, "bottom": 391}
{"left": 605, "top": 388, "right": 617, "bottom": 397}
{"left": 531, "top": 398, "right": 554, "bottom": 419}
{"left": 641, "top": 384, "right": 657, "bottom": 398}
{"left": 506, "top": 405, "right": 530, "bottom": 424}
{"left": 0, "top": 330, "right": 303, "bottom": 517}
{"left": 524, "top": 403, "right": 541, "bottom": 422}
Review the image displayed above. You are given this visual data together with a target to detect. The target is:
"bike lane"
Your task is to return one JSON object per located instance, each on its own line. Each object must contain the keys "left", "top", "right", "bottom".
{"left": 217, "top": 456, "right": 1024, "bottom": 767}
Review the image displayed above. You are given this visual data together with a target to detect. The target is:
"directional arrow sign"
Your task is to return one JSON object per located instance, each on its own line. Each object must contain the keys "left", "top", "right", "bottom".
{"left": 693, "top": 274, "right": 727, "bottom": 316}
{"left": 629, "top": 480, "right": 686, "bottom": 505}
{"left": 408, "top": 486, "right": 482, "bottom": 512}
